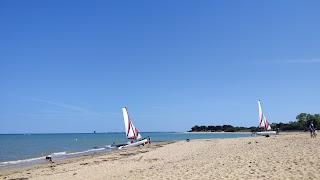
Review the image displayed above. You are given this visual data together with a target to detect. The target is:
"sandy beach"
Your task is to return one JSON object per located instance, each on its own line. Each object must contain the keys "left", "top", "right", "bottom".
{"left": 1, "top": 132, "right": 320, "bottom": 179}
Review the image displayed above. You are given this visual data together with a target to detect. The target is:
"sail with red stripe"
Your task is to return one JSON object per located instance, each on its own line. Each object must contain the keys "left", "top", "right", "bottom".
{"left": 122, "top": 107, "right": 142, "bottom": 140}
{"left": 258, "top": 100, "right": 270, "bottom": 130}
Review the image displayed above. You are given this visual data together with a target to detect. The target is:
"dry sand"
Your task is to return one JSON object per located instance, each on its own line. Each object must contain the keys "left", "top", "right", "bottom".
{"left": 1, "top": 132, "right": 320, "bottom": 179}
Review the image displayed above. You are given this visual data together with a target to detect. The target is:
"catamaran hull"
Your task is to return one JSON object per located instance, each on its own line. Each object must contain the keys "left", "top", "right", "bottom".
{"left": 110, "top": 143, "right": 128, "bottom": 148}
{"left": 256, "top": 131, "right": 277, "bottom": 136}
{"left": 118, "top": 139, "right": 149, "bottom": 149}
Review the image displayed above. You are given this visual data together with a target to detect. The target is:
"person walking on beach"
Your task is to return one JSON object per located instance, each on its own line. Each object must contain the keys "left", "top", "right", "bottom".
{"left": 309, "top": 122, "right": 316, "bottom": 138}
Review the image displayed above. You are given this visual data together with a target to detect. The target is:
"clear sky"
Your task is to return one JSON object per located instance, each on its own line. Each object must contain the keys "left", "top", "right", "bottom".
{"left": 1, "top": 0, "right": 319, "bottom": 133}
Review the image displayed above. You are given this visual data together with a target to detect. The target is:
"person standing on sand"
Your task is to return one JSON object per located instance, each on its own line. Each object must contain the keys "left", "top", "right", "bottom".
{"left": 309, "top": 122, "right": 316, "bottom": 138}
{"left": 147, "top": 136, "right": 151, "bottom": 144}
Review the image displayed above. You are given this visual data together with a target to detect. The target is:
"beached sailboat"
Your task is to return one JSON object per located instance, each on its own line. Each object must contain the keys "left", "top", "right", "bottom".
{"left": 117, "top": 107, "right": 149, "bottom": 149}
{"left": 256, "top": 100, "right": 277, "bottom": 136}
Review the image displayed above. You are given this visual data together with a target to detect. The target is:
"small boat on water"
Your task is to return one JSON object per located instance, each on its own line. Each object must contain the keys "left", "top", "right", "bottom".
{"left": 116, "top": 107, "right": 149, "bottom": 149}
{"left": 256, "top": 100, "right": 277, "bottom": 136}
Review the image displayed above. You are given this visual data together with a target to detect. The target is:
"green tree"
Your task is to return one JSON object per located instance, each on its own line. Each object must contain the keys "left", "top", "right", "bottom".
{"left": 215, "top": 125, "right": 222, "bottom": 131}
{"left": 296, "top": 113, "right": 308, "bottom": 125}
{"left": 191, "top": 125, "right": 200, "bottom": 132}
{"left": 315, "top": 114, "right": 320, "bottom": 129}
{"left": 207, "top": 126, "right": 215, "bottom": 132}
{"left": 200, "top": 126, "right": 207, "bottom": 131}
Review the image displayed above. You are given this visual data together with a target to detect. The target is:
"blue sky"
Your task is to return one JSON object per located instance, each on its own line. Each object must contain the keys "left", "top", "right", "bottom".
{"left": 1, "top": 0, "right": 319, "bottom": 133}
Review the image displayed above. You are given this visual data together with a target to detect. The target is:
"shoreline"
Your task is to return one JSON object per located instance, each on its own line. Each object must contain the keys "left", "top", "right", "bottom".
{"left": 0, "top": 141, "right": 174, "bottom": 177}
{"left": 181, "top": 131, "right": 252, "bottom": 134}
{"left": 0, "top": 147, "right": 113, "bottom": 170}
{"left": 0, "top": 132, "right": 251, "bottom": 168}
{"left": 0, "top": 140, "right": 177, "bottom": 170}
{"left": 2, "top": 132, "right": 320, "bottom": 179}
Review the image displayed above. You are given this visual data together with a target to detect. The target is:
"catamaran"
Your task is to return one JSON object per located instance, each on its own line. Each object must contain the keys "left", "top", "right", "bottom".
{"left": 256, "top": 100, "right": 277, "bottom": 136}
{"left": 117, "top": 107, "right": 149, "bottom": 149}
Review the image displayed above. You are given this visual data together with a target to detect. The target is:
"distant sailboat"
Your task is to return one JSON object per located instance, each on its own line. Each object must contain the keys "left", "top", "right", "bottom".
{"left": 256, "top": 100, "right": 277, "bottom": 136}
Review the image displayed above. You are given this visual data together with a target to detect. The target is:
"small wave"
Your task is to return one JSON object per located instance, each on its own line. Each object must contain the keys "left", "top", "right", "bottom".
{"left": 51, "top": 151, "right": 67, "bottom": 156}
{"left": 0, "top": 156, "right": 45, "bottom": 167}
{"left": 0, "top": 147, "right": 114, "bottom": 170}
{"left": 67, "top": 148, "right": 106, "bottom": 156}
{"left": 106, "top": 145, "right": 114, "bottom": 148}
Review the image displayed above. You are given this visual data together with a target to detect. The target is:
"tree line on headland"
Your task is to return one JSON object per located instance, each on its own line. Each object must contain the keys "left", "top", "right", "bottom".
{"left": 189, "top": 113, "right": 320, "bottom": 132}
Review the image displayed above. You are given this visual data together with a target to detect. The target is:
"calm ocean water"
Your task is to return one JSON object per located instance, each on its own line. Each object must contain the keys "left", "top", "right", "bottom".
{"left": 0, "top": 132, "right": 251, "bottom": 169}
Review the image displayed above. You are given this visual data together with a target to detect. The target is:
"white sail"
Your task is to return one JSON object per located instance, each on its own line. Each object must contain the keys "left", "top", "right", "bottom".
{"left": 122, "top": 107, "right": 142, "bottom": 140}
{"left": 256, "top": 100, "right": 277, "bottom": 136}
{"left": 258, "top": 100, "right": 269, "bottom": 129}
{"left": 267, "top": 125, "right": 271, "bottom": 130}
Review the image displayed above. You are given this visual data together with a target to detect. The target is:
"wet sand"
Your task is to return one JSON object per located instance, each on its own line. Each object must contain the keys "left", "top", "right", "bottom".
{"left": 1, "top": 132, "right": 320, "bottom": 179}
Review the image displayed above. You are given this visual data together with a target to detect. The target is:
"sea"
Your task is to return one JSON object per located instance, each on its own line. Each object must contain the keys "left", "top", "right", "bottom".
{"left": 0, "top": 132, "right": 251, "bottom": 170}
